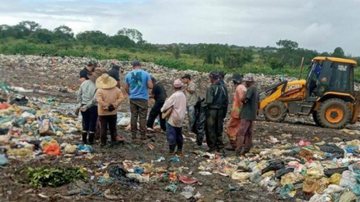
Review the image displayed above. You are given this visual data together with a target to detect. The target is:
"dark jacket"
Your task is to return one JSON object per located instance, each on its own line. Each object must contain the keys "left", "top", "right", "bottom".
{"left": 205, "top": 82, "right": 229, "bottom": 109}
{"left": 108, "top": 66, "right": 120, "bottom": 81}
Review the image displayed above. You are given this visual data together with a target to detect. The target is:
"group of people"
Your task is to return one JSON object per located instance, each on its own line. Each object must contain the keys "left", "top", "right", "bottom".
{"left": 76, "top": 60, "right": 259, "bottom": 156}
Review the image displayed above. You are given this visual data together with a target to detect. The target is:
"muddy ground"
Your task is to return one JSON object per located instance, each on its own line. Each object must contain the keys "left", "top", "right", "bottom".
{"left": 1, "top": 106, "right": 359, "bottom": 202}
{"left": 1, "top": 56, "right": 360, "bottom": 201}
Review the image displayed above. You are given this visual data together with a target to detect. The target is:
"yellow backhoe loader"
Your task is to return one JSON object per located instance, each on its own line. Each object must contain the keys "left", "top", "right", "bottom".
{"left": 260, "top": 56, "right": 359, "bottom": 129}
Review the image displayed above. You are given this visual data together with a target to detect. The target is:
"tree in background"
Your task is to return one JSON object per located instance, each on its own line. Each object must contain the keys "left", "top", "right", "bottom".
{"left": 276, "top": 40, "right": 298, "bottom": 50}
{"left": 332, "top": 47, "right": 345, "bottom": 57}
{"left": 117, "top": 28, "right": 143, "bottom": 43}
{"left": 76, "top": 31, "right": 110, "bottom": 46}
{"left": 54, "top": 25, "right": 74, "bottom": 42}
{"left": 172, "top": 45, "right": 181, "bottom": 59}
{"left": 223, "top": 48, "right": 253, "bottom": 68}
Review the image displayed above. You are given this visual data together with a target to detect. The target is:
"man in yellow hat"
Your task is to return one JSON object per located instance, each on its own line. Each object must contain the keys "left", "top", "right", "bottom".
{"left": 96, "top": 73, "right": 125, "bottom": 147}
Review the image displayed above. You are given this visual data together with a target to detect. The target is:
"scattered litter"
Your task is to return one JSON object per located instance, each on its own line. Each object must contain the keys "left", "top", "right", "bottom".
{"left": 165, "top": 183, "right": 177, "bottom": 193}
{"left": 179, "top": 175, "right": 198, "bottom": 184}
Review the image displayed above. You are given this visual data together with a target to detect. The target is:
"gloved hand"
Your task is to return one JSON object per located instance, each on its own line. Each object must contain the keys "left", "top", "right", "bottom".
{"left": 108, "top": 104, "right": 115, "bottom": 112}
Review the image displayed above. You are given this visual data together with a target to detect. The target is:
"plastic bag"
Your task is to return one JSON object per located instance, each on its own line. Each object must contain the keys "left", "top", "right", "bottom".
{"left": 339, "top": 170, "right": 357, "bottom": 189}
{"left": 309, "top": 193, "right": 331, "bottom": 202}
{"left": 280, "top": 172, "right": 304, "bottom": 185}
{"left": 43, "top": 141, "right": 61, "bottom": 156}
{"left": 303, "top": 177, "right": 329, "bottom": 194}
{"left": 339, "top": 191, "right": 357, "bottom": 202}
{"left": 231, "top": 171, "right": 250, "bottom": 181}
{"left": 329, "top": 173, "right": 341, "bottom": 185}
{"left": 0, "top": 154, "right": 8, "bottom": 166}
{"left": 279, "top": 184, "right": 295, "bottom": 199}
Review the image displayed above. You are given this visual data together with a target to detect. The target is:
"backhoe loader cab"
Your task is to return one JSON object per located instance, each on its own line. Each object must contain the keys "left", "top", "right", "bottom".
{"left": 260, "top": 56, "right": 358, "bottom": 129}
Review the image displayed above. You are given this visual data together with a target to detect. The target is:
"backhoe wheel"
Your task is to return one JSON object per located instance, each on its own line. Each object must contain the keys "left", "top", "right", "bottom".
{"left": 317, "top": 98, "right": 351, "bottom": 129}
{"left": 264, "top": 101, "right": 287, "bottom": 122}
{"left": 312, "top": 112, "right": 320, "bottom": 126}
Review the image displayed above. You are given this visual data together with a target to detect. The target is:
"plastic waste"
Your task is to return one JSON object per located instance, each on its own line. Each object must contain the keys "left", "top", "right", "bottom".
{"left": 339, "top": 191, "right": 357, "bottom": 202}
{"left": 64, "top": 144, "right": 77, "bottom": 154}
{"left": 329, "top": 173, "right": 341, "bottom": 185}
{"left": 280, "top": 172, "right": 304, "bottom": 185}
{"left": 126, "top": 173, "right": 150, "bottom": 183}
{"left": 169, "top": 156, "right": 180, "bottom": 163}
{"left": 298, "top": 139, "right": 311, "bottom": 147}
{"left": 180, "top": 185, "right": 195, "bottom": 199}
{"left": 42, "top": 140, "right": 61, "bottom": 156}
{"left": 231, "top": 171, "right": 250, "bottom": 181}
{"left": 134, "top": 167, "right": 144, "bottom": 175}
{"left": 155, "top": 156, "right": 165, "bottom": 162}
{"left": 279, "top": 184, "right": 295, "bottom": 199}
{"left": 179, "top": 175, "right": 198, "bottom": 184}
{"left": 324, "top": 184, "right": 345, "bottom": 194}
{"left": 303, "top": 177, "right": 329, "bottom": 194}
{"left": 319, "top": 144, "right": 344, "bottom": 159}
{"left": 275, "top": 167, "right": 294, "bottom": 179}
{"left": 344, "top": 145, "right": 358, "bottom": 154}
{"left": 169, "top": 172, "right": 177, "bottom": 182}
{"left": 164, "top": 183, "right": 177, "bottom": 193}
{"left": 309, "top": 193, "right": 331, "bottom": 202}
{"left": 339, "top": 170, "right": 357, "bottom": 189}
{"left": 97, "top": 173, "right": 114, "bottom": 186}
{"left": 77, "top": 145, "right": 93, "bottom": 153}
{"left": 0, "top": 102, "right": 10, "bottom": 110}
{"left": 0, "top": 154, "right": 8, "bottom": 166}
{"left": 324, "top": 167, "right": 348, "bottom": 177}
{"left": 198, "top": 171, "right": 212, "bottom": 176}
{"left": 261, "top": 160, "right": 284, "bottom": 174}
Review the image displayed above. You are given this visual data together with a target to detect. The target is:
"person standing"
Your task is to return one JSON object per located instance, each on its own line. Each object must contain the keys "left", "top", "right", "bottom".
{"left": 225, "top": 74, "right": 246, "bottom": 150}
{"left": 96, "top": 74, "right": 125, "bottom": 147}
{"left": 125, "top": 61, "right": 153, "bottom": 140}
{"left": 77, "top": 69, "right": 101, "bottom": 144}
{"left": 161, "top": 79, "right": 187, "bottom": 155}
{"left": 147, "top": 76, "right": 167, "bottom": 132}
{"left": 108, "top": 63, "right": 121, "bottom": 88}
{"left": 235, "top": 75, "right": 258, "bottom": 155}
{"left": 79, "top": 61, "right": 96, "bottom": 83}
{"left": 181, "top": 74, "right": 197, "bottom": 134}
{"left": 205, "top": 71, "right": 229, "bottom": 152}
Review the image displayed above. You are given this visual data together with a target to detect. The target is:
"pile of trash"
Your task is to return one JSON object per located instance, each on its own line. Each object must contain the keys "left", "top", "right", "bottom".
{"left": 0, "top": 94, "right": 95, "bottom": 167}
{"left": 196, "top": 138, "right": 360, "bottom": 201}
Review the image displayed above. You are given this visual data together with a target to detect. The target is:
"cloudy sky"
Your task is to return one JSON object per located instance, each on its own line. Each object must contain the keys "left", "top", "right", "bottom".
{"left": 1, "top": 0, "right": 360, "bottom": 55}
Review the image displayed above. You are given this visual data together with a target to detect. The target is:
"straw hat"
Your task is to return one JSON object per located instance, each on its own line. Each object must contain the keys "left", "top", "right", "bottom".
{"left": 96, "top": 73, "right": 117, "bottom": 89}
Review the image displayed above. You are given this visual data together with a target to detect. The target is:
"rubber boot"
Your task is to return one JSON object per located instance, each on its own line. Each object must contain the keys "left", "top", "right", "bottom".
{"left": 82, "top": 131, "right": 88, "bottom": 144}
{"left": 88, "top": 131, "right": 95, "bottom": 145}
{"left": 169, "top": 145, "right": 176, "bottom": 154}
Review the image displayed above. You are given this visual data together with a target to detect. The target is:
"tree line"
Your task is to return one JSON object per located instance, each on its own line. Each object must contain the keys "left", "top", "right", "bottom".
{"left": 0, "top": 21, "right": 358, "bottom": 71}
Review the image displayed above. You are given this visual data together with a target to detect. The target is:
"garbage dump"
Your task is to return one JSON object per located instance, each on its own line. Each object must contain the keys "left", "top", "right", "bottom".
{"left": 1, "top": 54, "right": 360, "bottom": 201}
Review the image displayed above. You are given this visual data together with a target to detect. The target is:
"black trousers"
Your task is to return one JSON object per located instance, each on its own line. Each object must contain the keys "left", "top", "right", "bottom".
{"left": 81, "top": 106, "right": 98, "bottom": 133}
{"left": 205, "top": 108, "right": 226, "bottom": 150}
{"left": 99, "top": 115, "right": 117, "bottom": 145}
{"left": 146, "top": 101, "right": 166, "bottom": 131}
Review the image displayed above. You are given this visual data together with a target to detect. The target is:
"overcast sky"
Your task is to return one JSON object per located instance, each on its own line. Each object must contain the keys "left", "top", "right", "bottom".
{"left": 1, "top": 0, "right": 359, "bottom": 55}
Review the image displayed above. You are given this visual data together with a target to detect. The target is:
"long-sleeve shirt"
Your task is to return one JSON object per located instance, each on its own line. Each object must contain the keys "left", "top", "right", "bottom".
{"left": 161, "top": 90, "right": 187, "bottom": 127}
{"left": 230, "top": 84, "right": 247, "bottom": 119}
{"left": 77, "top": 80, "right": 97, "bottom": 109}
{"left": 205, "top": 82, "right": 229, "bottom": 109}
{"left": 96, "top": 87, "right": 124, "bottom": 116}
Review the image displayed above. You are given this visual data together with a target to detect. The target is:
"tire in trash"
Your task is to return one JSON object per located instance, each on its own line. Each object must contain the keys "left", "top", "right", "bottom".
{"left": 317, "top": 98, "right": 351, "bottom": 129}
{"left": 264, "top": 101, "right": 287, "bottom": 122}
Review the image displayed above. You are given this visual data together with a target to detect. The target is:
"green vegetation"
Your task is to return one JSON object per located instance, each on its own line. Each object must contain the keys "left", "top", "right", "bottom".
{"left": 25, "top": 166, "right": 87, "bottom": 188}
{"left": 1, "top": 21, "right": 360, "bottom": 80}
